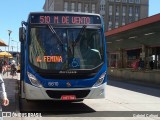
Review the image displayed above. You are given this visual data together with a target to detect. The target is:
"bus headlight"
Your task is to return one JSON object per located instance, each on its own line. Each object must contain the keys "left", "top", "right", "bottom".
{"left": 27, "top": 72, "right": 42, "bottom": 88}
{"left": 93, "top": 72, "right": 106, "bottom": 87}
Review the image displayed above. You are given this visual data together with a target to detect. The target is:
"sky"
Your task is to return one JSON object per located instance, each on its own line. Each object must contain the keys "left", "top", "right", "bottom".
{"left": 0, "top": 0, "right": 45, "bottom": 51}
{"left": 0, "top": 0, "right": 160, "bottom": 52}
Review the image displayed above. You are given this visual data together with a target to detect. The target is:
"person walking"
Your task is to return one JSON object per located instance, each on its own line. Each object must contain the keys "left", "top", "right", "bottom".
{"left": 10, "top": 60, "right": 17, "bottom": 78}
{"left": 0, "top": 59, "right": 9, "bottom": 119}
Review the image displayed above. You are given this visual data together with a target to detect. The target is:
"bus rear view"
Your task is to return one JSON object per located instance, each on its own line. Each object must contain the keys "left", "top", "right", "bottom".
{"left": 19, "top": 12, "right": 107, "bottom": 102}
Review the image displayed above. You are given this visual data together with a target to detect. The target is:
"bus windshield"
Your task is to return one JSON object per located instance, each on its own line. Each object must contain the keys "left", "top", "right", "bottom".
{"left": 29, "top": 25, "right": 104, "bottom": 71}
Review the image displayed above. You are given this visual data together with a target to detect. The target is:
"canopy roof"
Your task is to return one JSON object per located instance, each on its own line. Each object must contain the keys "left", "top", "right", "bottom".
{"left": 0, "top": 39, "right": 7, "bottom": 46}
{"left": 105, "top": 14, "right": 160, "bottom": 52}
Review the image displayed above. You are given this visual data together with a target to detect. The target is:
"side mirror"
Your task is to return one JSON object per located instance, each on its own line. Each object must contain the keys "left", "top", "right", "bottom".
{"left": 19, "top": 27, "right": 26, "bottom": 42}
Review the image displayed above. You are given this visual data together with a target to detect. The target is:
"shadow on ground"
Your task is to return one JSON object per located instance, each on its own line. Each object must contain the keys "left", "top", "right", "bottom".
{"left": 19, "top": 100, "right": 96, "bottom": 117}
{"left": 108, "top": 76, "right": 160, "bottom": 97}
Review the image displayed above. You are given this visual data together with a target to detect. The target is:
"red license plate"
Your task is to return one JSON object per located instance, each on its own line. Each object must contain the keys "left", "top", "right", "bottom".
{"left": 61, "top": 95, "right": 76, "bottom": 100}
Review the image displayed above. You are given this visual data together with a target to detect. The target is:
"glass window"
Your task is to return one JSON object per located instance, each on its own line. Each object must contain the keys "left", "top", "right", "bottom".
{"left": 109, "top": 0, "right": 114, "bottom": 2}
{"left": 115, "top": 25, "right": 119, "bottom": 28}
{"left": 129, "top": 16, "right": 133, "bottom": 23}
{"left": 48, "top": 0, "right": 54, "bottom": 11}
{"left": 129, "top": 0, "right": 134, "bottom": 3}
{"left": 78, "top": 3, "right": 82, "bottom": 12}
{"left": 122, "top": 6, "right": 126, "bottom": 14}
{"left": 92, "top": 4, "right": 96, "bottom": 13}
{"left": 109, "top": 5, "right": 113, "bottom": 14}
{"left": 115, "top": 6, "right": 119, "bottom": 13}
{"left": 135, "top": 6, "right": 140, "bottom": 14}
{"left": 29, "top": 26, "right": 104, "bottom": 70}
{"left": 103, "top": 5, "right": 105, "bottom": 11}
{"left": 64, "top": 2, "right": 68, "bottom": 11}
{"left": 115, "top": 16, "right": 119, "bottom": 23}
{"left": 115, "top": 0, "right": 121, "bottom": 2}
{"left": 108, "top": 24, "right": 112, "bottom": 30}
{"left": 100, "top": 4, "right": 105, "bottom": 11}
{"left": 85, "top": 4, "right": 89, "bottom": 13}
{"left": 71, "top": 3, "right": 75, "bottom": 12}
{"left": 135, "top": 16, "right": 139, "bottom": 21}
{"left": 100, "top": 5, "right": 102, "bottom": 11}
{"left": 129, "top": 6, "right": 133, "bottom": 15}
{"left": 109, "top": 15, "right": 112, "bottom": 22}
{"left": 122, "top": 16, "right": 126, "bottom": 23}
{"left": 102, "top": 15, "right": 105, "bottom": 20}
{"left": 122, "top": 0, "right": 127, "bottom": 3}
{"left": 135, "top": 0, "right": 140, "bottom": 4}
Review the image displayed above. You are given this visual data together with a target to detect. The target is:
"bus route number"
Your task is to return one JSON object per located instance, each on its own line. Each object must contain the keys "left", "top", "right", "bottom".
{"left": 48, "top": 82, "right": 59, "bottom": 87}
{"left": 40, "top": 16, "right": 50, "bottom": 23}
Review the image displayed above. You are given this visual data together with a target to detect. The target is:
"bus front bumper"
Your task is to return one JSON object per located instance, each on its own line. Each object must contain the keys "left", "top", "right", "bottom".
{"left": 24, "top": 83, "right": 106, "bottom": 100}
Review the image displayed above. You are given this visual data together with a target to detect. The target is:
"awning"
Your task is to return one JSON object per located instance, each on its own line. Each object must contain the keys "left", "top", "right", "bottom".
{"left": 0, "top": 39, "right": 7, "bottom": 46}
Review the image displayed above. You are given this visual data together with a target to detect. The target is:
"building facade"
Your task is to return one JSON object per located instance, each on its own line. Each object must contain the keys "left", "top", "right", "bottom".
{"left": 101, "top": 0, "right": 149, "bottom": 31}
{"left": 43, "top": 0, "right": 99, "bottom": 14}
{"left": 43, "top": 0, "right": 149, "bottom": 31}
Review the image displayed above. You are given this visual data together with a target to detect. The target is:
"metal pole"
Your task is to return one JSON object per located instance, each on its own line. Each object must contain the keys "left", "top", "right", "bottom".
{"left": 17, "top": 42, "right": 18, "bottom": 52}
{"left": 11, "top": 40, "right": 18, "bottom": 52}
{"left": 7, "top": 30, "right": 12, "bottom": 76}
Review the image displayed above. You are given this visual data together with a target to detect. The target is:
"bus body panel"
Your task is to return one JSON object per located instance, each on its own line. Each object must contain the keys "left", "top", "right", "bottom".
{"left": 20, "top": 12, "right": 107, "bottom": 101}
{"left": 25, "top": 63, "right": 107, "bottom": 88}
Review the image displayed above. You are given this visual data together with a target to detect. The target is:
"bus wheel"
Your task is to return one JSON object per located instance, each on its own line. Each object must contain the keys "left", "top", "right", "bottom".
{"left": 19, "top": 97, "right": 24, "bottom": 113}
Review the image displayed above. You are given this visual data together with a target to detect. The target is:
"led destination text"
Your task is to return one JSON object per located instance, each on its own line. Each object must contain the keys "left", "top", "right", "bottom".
{"left": 39, "top": 16, "right": 91, "bottom": 24}
{"left": 36, "top": 56, "right": 62, "bottom": 63}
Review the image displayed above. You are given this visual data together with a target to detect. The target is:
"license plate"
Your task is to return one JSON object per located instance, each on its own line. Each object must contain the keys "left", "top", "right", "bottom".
{"left": 61, "top": 95, "right": 76, "bottom": 100}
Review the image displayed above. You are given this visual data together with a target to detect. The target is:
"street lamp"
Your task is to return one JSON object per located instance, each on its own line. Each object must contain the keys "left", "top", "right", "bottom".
{"left": 7, "top": 30, "right": 12, "bottom": 76}
{"left": 11, "top": 40, "right": 19, "bottom": 52}
{"left": 8, "top": 30, "right": 12, "bottom": 53}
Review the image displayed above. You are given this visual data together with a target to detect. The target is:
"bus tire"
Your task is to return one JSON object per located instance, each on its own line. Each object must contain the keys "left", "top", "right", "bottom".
{"left": 19, "top": 97, "right": 24, "bottom": 113}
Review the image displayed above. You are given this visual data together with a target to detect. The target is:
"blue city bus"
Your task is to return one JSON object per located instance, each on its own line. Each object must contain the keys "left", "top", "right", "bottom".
{"left": 19, "top": 12, "right": 107, "bottom": 104}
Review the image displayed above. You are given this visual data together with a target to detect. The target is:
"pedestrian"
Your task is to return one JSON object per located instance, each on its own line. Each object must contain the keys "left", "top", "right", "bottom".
{"left": 0, "top": 59, "right": 9, "bottom": 119}
{"left": 10, "top": 60, "right": 17, "bottom": 77}
{"left": 131, "top": 59, "right": 139, "bottom": 70}
{"left": 138, "top": 58, "right": 144, "bottom": 70}
{"left": 149, "top": 60, "right": 154, "bottom": 70}
{"left": 2, "top": 59, "right": 8, "bottom": 75}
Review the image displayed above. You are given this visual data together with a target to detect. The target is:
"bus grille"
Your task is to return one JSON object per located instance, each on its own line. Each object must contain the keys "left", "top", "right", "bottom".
{"left": 39, "top": 73, "right": 96, "bottom": 79}
{"left": 46, "top": 90, "right": 90, "bottom": 99}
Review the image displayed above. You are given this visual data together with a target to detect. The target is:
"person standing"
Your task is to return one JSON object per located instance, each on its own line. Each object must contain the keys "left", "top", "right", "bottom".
{"left": 148, "top": 56, "right": 154, "bottom": 70}
{"left": 0, "top": 59, "right": 9, "bottom": 119}
{"left": 149, "top": 60, "right": 154, "bottom": 70}
{"left": 138, "top": 58, "right": 144, "bottom": 70}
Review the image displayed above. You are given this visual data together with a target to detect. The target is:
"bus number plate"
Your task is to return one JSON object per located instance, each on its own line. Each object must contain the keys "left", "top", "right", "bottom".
{"left": 61, "top": 95, "right": 76, "bottom": 100}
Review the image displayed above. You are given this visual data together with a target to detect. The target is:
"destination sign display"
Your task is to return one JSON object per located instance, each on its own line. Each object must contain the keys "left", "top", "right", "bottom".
{"left": 30, "top": 14, "right": 101, "bottom": 24}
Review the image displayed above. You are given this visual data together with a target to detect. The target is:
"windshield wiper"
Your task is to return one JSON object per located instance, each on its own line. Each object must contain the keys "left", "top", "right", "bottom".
{"left": 68, "top": 25, "right": 86, "bottom": 58}
{"left": 73, "top": 25, "right": 86, "bottom": 47}
{"left": 48, "top": 25, "right": 64, "bottom": 46}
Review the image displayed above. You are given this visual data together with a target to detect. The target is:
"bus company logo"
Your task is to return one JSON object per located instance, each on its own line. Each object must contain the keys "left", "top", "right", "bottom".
{"left": 59, "top": 71, "right": 77, "bottom": 74}
{"left": 66, "top": 82, "right": 71, "bottom": 87}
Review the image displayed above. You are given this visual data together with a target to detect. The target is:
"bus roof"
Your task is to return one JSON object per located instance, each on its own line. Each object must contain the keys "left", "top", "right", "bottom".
{"left": 28, "top": 11, "right": 101, "bottom": 17}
